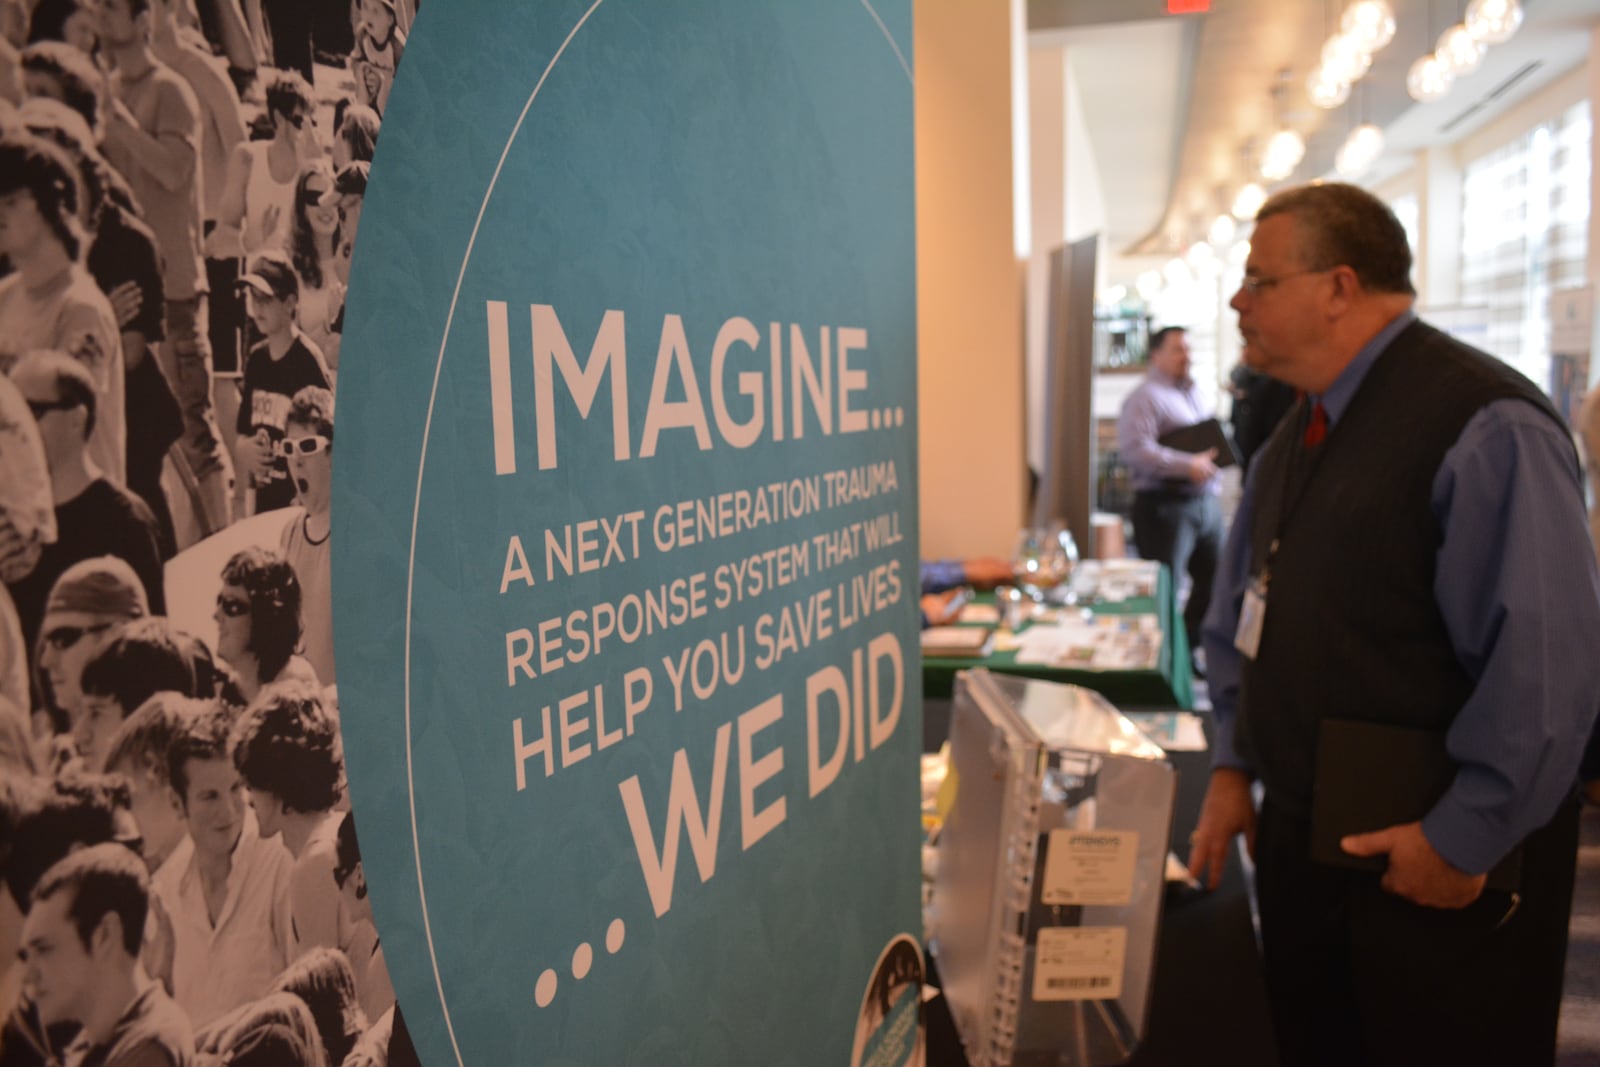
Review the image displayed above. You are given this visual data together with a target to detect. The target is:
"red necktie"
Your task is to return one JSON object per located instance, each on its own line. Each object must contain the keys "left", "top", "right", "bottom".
{"left": 1303, "top": 401, "right": 1327, "bottom": 448}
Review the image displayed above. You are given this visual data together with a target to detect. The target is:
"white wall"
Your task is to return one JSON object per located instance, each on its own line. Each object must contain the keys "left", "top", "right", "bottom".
{"left": 916, "top": 0, "right": 1029, "bottom": 559}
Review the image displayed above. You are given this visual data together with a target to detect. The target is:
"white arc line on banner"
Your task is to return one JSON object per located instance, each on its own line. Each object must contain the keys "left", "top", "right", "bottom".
{"left": 404, "top": 3, "right": 606, "bottom": 1064}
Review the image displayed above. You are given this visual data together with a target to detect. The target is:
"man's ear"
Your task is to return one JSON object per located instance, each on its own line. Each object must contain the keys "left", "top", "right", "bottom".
{"left": 1325, "top": 264, "right": 1362, "bottom": 315}
{"left": 172, "top": 788, "right": 192, "bottom": 825}
{"left": 90, "top": 910, "right": 122, "bottom": 958}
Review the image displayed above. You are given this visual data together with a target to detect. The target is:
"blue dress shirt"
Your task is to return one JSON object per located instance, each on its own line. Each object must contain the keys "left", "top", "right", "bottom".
{"left": 1117, "top": 366, "right": 1221, "bottom": 495}
{"left": 1202, "top": 310, "right": 1600, "bottom": 874}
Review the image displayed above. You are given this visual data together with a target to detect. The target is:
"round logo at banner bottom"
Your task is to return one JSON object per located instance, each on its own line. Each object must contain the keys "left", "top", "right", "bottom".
{"left": 852, "top": 933, "right": 925, "bottom": 1067}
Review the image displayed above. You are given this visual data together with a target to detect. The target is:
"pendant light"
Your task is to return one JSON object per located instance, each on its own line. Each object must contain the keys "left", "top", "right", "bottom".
{"left": 1233, "top": 182, "right": 1267, "bottom": 221}
{"left": 1464, "top": 0, "right": 1522, "bottom": 44}
{"left": 1435, "top": 23, "right": 1485, "bottom": 75}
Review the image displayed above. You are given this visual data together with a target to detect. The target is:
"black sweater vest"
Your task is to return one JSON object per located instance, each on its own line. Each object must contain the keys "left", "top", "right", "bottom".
{"left": 1237, "top": 319, "right": 1572, "bottom": 815}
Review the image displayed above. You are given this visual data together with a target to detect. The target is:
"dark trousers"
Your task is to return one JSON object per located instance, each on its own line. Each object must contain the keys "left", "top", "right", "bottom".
{"left": 1130, "top": 489, "right": 1221, "bottom": 651}
{"left": 1254, "top": 794, "right": 1580, "bottom": 1067}
{"left": 262, "top": 0, "right": 315, "bottom": 80}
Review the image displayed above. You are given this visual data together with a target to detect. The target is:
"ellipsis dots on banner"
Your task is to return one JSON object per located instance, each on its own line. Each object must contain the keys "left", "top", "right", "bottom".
{"left": 534, "top": 918, "right": 629, "bottom": 1008}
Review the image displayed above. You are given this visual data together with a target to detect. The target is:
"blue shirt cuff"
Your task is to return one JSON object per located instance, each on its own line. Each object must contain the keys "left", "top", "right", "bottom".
{"left": 1207, "top": 710, "right": 1253, "bottom": 773}
{"left": 1420, "top": 787, "right": 1523, "bottom": 877}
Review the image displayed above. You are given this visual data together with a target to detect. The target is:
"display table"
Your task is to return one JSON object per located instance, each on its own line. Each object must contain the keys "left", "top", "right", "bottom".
{"left": 920, "top": 565, "right": 1195, "bottom": 721}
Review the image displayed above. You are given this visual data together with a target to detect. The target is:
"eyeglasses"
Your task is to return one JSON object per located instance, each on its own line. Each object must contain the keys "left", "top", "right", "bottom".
{"left": 26, "top": 396, "right": 81, "bottom": 419}
{"left": 1237, "top": 268, "right": 1335, "bottom": 296}
{"left": 217, "top": 594, "right": 251, "bottom": 617}
{"left": 299, "top": 184, "right": 333, "bottom": 206}
{"left": 278, "top": 435, "right": 330, "bottom": 457}
{"left": 41, "top": 621, "right": 114, "bottom": 651}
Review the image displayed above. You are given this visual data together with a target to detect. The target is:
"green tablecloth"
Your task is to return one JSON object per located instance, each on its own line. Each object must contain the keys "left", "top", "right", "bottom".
{"left": 919, "top": 564, "right": 1194, "bottom": 709}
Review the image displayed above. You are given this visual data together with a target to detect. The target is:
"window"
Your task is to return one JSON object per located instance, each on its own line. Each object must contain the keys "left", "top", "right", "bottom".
{"left": 1460, "top": 101, "right": 1590, "bottom": 391}
{"left": 1388, "top": 191, "right": 1419, "bottom": 270}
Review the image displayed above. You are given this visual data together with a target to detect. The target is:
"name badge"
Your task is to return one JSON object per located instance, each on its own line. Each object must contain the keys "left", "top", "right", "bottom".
{"left": 1235, "top": 574, "right": 1267, "bottom": 660}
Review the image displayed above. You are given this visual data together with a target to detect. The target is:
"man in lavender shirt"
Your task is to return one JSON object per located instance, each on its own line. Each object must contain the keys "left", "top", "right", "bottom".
{"left": 1116, "top": 326, "right": 1222, "bottom": 662}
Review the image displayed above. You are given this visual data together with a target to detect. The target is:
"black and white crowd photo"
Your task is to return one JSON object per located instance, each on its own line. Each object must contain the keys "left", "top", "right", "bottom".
{"left": 0, "top": 0, "right": 419, "bottom": 1063}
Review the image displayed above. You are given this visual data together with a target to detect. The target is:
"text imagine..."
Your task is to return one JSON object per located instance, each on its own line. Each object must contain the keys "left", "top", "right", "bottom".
{"left": 485, "top": 304, "right": 875, "bottom": 473}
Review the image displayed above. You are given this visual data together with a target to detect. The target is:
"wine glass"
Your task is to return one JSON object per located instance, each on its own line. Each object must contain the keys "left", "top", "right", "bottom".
{"left": 1050, "top": 524, "right": 1081, "bottom": 605}
{"left": 1011, "top": 527, "right": 1069, "bottom": 600}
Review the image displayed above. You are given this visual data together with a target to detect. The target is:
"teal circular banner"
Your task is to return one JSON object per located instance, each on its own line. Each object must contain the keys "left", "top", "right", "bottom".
{"left": 334, "top": 1, "right": 921, "bottom": 1062}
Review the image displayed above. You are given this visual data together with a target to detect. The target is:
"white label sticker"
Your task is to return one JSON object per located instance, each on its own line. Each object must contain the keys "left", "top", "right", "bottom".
{"left": 1041, "top": 828, "right": 1139, "bottom": 906}
{"left": 1032, "top": 926, "right": 1126, "bottom": 1002}
{"left": 1235, "top": 579, "right": 1267, "bottom": 660}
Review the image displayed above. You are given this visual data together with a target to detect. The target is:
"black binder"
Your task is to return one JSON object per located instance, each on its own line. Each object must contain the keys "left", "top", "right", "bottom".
{"left": 1310, "top": 718, "right": 1522, "bottom": 893}
{"left": 1157, "top": 417, "right": 1242, "bottom": 468}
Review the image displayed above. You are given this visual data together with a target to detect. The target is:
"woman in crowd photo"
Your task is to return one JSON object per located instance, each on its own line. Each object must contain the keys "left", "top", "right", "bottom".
{"left": 213, "top": 546, "right": 315, "bottom": 702}
{"left": 284, "top": 161, "right": 344, "bottom": 372}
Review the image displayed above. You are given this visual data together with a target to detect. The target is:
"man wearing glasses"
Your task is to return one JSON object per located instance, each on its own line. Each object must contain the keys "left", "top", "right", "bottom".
{"left": 1187, "top": 182, "right": 1600, "bottom": 1066}
{"left": 209, "top": 71, "right": 320, "bottom": 262}
{"left": 5, "top": 352, "right": 161, "bottom": 673}
{"left": 233, "top": 252, "right": 330, "bottom": 515}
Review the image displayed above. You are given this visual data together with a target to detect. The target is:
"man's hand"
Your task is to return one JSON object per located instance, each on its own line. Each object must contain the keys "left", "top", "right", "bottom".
{"left": 235, "top": 428, "right": 274, "bottom": 480}
{"left": 920, "top": 589, "right": 963, "bottom": 627}
{"left": 0, "top": 518, "right": 41, "bottom": 584}
{"left": 1340, "top": 821, "right": 1487, "bottom": 909}
{"left": 1187, "top": 447, "right": 1219, "bottom": 484}
{"left": 107, "top": 280, "right": 144, "bottom": 330}
{"left": 1186, "top": 767, "right": 1256, "bottom": 890}
{"left": 260, "top": 202, "right": 283, "bottom": 243}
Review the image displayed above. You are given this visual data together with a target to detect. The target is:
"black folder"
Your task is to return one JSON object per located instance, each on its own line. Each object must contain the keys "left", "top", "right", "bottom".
{"left": 1310, "top": 718, "right": 1521, "bottom": 893}
{"left": 1157, "top": 418, "right": 1242, "bottom": 468}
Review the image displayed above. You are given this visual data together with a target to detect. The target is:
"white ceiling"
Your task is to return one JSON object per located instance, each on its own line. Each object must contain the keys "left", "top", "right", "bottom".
{"left": 1029, "top": 0, "right": 1600, "bottom": 267}
{"left": 1031, "top": 17, "right": 1196, "bottom": 254}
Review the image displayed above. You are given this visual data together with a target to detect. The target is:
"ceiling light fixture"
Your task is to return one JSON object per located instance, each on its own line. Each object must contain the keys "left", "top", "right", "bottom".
{"left": 1233, "top": 182, "right": 1267, "bottom": 220}
{"left": 1136, "top": 271, "right": 1163, "bottom": 301}
{"left": 1435, "top": 23, "right": 1485, "bottom": 75}
{"left": 1308, "top": 68, "right": 1351, "bottom": 109}
{"left": 1322, "top": 32, "right": 1373, "bottom": 83}
{"left": 1406, "top": 52, "right": 1453, "bottom": 101}
{"left": 1209, "top": 213, "right": 1237, "bottom": 246}
{"left": 1186, "top": 241, "right": 1221, "bottom": 277}
{"left": 1164, "top": 257, "right": 1194, "bottom": 286}
{"left": 1465, "top": 0, "right": 1522, "bottom": 44}
{"left": 1261, "top": 127, "right": 1306, "bottom": 181}
{"left": 1342, "top": 0, "right": 1397, "bottom": 53}
{"left": 1335, "top": 123, "right": 1385, "bottom": 176}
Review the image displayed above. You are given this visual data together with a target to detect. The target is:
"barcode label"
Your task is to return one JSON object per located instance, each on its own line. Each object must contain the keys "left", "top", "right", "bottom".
{"left": 1032, "top": 927, "right": 1126, "bottom": 1002}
